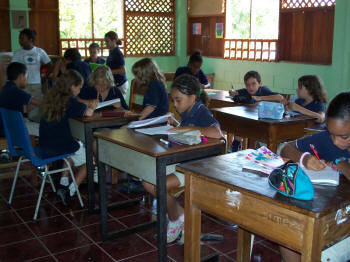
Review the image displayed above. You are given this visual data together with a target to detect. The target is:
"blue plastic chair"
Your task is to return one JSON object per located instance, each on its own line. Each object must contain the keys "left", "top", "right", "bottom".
{"left": 0, "top": 108, "right": 84, "bottom": 220}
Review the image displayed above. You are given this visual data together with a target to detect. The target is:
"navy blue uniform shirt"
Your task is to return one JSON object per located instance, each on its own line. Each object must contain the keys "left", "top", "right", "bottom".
{"left": 39, "top": 97, "right": 87, "bottom": 158}
{"left": 174, "top": 66, "right": 209, "bottom": 86}
{"left": 296, "top": 131, "right": 350, "bottom": 162}
{"left": 142, "top": 80, "right": 168, "bottom": 119}
{"left": 66, "top": 59, "right": 96, "bottom": 100}
{"left": 0, "top": 81, "right": 32, "bottom": 136}
{"left": 84, "top": 57, "right": 105, "bottom": 65}
{"left": 237, "top": 86, "right": 276, "bottom": 97}
{"left": 295, "top": 98, "right": 326, "bottom": 113}
{"left": 99, "top": 86, "right": 128, "bottom": 110}
{"left": 180, "top": 101, "right": 219, "bottom": 128}
{"left": 106, "top": 46, "right": 127, "bottom": 87}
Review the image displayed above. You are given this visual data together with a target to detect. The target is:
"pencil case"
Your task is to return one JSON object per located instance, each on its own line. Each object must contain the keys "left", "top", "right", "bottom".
{"left": 258, "top": 101, "right": 284, "bottom": 120}
{"left": 100, "top": 111, "right": 125, "bottom": 117}
{"left": 168, "top": 130, "right": 201, "bottom": 145}
{"left": 268, "top": 162, "right": 314, "bottom": 200}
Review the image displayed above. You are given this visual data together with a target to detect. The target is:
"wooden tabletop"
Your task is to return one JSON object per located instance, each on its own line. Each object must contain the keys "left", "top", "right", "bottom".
{"left": 205, "top": 89, "right": 238, "bottom": 108}
{"left": 94, "top": 128, "right": 224, "bottom": 158}
{"left": 178, "top": 152, "right": 350, "bottom": 217}
{"left": 72, "top": 109, "right": 139, "bottom": 123}
{"left": 212, "top": 105, "right": 317, "bottom": 124}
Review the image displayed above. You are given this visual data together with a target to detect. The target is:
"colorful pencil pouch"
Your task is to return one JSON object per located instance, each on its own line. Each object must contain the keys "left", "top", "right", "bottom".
{"left": 268, "top": 162, "right": 314, "bottom": 200}
{"left": 258, "top": 101, "right": 284, "bottom": 120}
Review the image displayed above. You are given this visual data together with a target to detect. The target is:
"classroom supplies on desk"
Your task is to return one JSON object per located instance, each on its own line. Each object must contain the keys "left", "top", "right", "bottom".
{"left": 135, "top": 125, "right": 177, "bottom": 135}
{"left": 96, "top": 98, "right": 121, "bottom": 109}
{"left": 301, "top": 166, "right": 339, "bottom": 186}
{"left": 258, "top": 101, "right": 284, "bottom": 120}
{"left": 244, "top": 146, "right": 285, "bottom": 174}
{"left": 233, "top": 94, "right": 255, "bottom": 104}
{"left": 268, "top": 162, "right": 314, "bottom": 200}
{"left": 284, "top": 111, "right": 301, "bottom": 117}
{"left": 127, "top": 113, "right": 172, "bottom": 128}
{"left": 100, "top": 111, "right": 125, "bottom": 117}
{"left": 168, "top": 130, "right": 201, "bottom": 145}
{"left": 159, "top": 138, "right": 171, "bottom": 147}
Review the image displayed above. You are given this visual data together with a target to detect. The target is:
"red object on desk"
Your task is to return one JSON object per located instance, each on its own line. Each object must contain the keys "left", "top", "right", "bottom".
{"left": 309, "top": 144, "right": 321, "bottom": 160}
{"left": 200, "top": 136, "right": 208, "bottom": 143}
{"left": 100, "top": 111, "right": 125, "bottom": 117}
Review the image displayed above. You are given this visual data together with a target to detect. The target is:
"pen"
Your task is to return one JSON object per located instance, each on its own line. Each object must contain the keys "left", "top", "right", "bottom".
{"left": 160, "top": 138, "right": 171, "bottom": 147}
{"left": 309, "top": 144, "right": 320, "bottom": 160}
{"left": 171, "top": 115, "right": 180, "bottom": 127}
{"left": 168, "top": 138, "right": 182, "bottom": 145}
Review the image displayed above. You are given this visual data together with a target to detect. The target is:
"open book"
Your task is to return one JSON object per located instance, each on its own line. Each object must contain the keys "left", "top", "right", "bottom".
{"left": 301, "top": 166, "right": 339, "bottom": 186}
{"left": 96, "top": 98, "right": 120, "bottom": 109}
{"left": 127, "top": 113, "right": 177, "bottom": 129}
{"left": 135, "top": 125, "right": 177, "bottom": 135}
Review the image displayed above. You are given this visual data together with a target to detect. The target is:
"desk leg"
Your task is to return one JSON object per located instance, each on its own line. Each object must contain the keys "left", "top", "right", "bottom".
{"left": 156, "top": 160, "right": 167, "bottom": 262}
{"left": 84, "top": 124, "right": 96, "bottom": 213}
{"left": 184, "top": 174, "right": 201, "bottom": 262}
{"left": 301, "top": 220, "right": 322, "bottom": 262}
{"left": 98, "top": 158, "right": 109, "bottom": 241}
{"left": 236, "top": 228, "right": 251, "bottom": 262}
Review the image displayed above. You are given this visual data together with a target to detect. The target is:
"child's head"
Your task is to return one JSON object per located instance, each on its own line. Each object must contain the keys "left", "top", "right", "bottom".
{"left": 326, "top": 92, "right": 350, "bottom": 152}
{"left": 188, "top": 51, "right": 203, "bottom": 75}
{"left": 104, "top": 31, "right": 122, "bottom": 49}
{"left": 88, "top": 65, "right": 114, "bottom": 94}
{"left": 7, "top": 62, "right": 27, "bottom": 88}
{"left": 297, "top": 75, "right": 327, "bottom": 103}
{"left": 88, "top": 43, "right": 101, "bottom": 60}
{"left": 131, "top": 58, "right": 165, "bottom": 86}
{"left": 243, "top": 71, "right": 262, "bottom": 95}
{"left": 41, "top": 70, "right": 83, "bottom": 122}
{"left": 19, "top": 28, "right": 36, "bottom": 49}
{"left": 171, "top": 74, "right": 209, "bottom": 114}
{"left": 63, "top": 48, "right": 81, "bottom": 63}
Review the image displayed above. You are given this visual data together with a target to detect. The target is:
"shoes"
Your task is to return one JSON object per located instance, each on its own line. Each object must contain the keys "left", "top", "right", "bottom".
{"left": 231, "top": 140, "right": 242, "bottom": 152}
{"left": 57, "top": 187, "right": 71, "bottom": 206}
{"left": 119, "top": 178, "right": 145, "bottom": 193}
{"left": 167, "top": 214, "right": 184, "bottom": 243}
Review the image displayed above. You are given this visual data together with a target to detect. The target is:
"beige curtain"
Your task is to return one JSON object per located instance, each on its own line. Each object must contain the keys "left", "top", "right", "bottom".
{"left": 188, "top": 0, "right": 225, "bottom": 16}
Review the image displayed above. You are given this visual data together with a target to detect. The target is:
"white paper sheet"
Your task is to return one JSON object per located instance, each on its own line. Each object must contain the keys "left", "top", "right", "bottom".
{"left": 135, "top": 125, "right": 177, "bottom": 135}
{"left": 96, "top": 98, "right": 120, "bottom": 109}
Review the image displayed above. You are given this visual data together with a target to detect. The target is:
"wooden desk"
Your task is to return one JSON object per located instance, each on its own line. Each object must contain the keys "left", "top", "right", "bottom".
{"left": 94, "top": 128, "right": 225, "bottom": 262}
{"left": 178, "top": 152, "right": 350, "bottom": 262}
{"left": 212, "top": 105, "right": 316, "bottom": 152}
{"left": 205, "top": 89, "right": 238, "bottom": 109}
{"left": 69, "top": 111, "right": 138, "bottom": 213}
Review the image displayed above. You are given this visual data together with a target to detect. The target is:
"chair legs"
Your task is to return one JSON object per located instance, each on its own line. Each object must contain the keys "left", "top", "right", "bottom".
{"left": 8, "top": 156, "right": 25, "bottom": 205}
{"left": 34, "top": 167, "right": 48, "bottom": 221}
{"left": 63, "top": 158, "right": 84, "bottom": 208}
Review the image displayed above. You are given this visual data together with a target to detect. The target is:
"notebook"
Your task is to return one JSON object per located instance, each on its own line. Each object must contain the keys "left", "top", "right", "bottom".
{"left": 96, "top": 98, "right": 120, "bottom": 109}
{"left": 127, "top": 113, "right": 173, "bottom": 128}
{"left": 135, "top": 125, "right": 177, "bottom": 135}
{"left": 245, "top": 146, "right": 285, "bottom": 173}
{"left": 301, "top": 166, "right": 339, "bottom": 186}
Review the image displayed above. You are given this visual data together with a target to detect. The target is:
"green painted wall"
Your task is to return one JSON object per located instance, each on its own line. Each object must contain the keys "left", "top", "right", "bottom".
{"left": 9, "top": 0, "right": 29, "bottom": 51}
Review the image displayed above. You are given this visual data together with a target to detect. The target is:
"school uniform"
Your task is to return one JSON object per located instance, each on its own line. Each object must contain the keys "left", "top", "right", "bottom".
{"left": 180, "top": 101, "right": 219, "bottom": 128}
{"left": 0, "top": 81, "right": 32, "bottom": 136}
{"left": 106, "top": 46, "right": 128, "bottom": 96}
{"left": 66, "top": 59, "right": 96, "bottom": 100}
{"left": 39, "top": 97, "right": 86, "bottom": 160}
{"left": 295, "top": 98, "right": 326, "bottom": 113}
{"left": 296, "top": 130, "right": 350, "bottom": 161}
{"left": 84, "top": 57, "right": 105, "bottom": 65}
{"left": 99, "top": 86, "right": 129, "bottom": 110}
{"left": 142, "top": 80, "right": 168, "bottom": 119}
{"left": 237, "top": 86, "right": 276, "bottom": 97}
{"left": 174, "top": 66, "right": 209, "bottom": 86}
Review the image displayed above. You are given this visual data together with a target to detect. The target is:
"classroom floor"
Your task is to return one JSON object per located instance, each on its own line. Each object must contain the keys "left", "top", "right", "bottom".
{"left": 0, "top": 173, "right": 283, "bottom": 262}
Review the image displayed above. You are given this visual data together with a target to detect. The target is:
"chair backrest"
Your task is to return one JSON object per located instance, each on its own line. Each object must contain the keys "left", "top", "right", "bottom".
{"left": 129, "top": 79, "right": 148, "bottom": 113}
{"left": 0, "top": 108, "right": 34, "bottom": 158}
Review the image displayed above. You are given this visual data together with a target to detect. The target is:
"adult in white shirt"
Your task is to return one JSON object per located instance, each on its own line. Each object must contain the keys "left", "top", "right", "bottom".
{"left": 11, "top": 28, "right": 51, "bottom": 99}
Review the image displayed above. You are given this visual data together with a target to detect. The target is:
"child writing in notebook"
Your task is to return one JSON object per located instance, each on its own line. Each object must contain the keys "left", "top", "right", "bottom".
{"left": 279, "top": 91, "right": 350, "bottom": 262}
{"left": 88, "top": 65, "right": 128, "bottom": 110}
{"left": 142, "top": 74, "right": 222, "bottom": 243}
{"left": 39, "top": 70, "right": 96, "bottom": 206}
{"left": 285, "top": 75, "right": 327, "bottom": 123}
{"left": 131, "top": 58, "right": 168, "bottom": 120}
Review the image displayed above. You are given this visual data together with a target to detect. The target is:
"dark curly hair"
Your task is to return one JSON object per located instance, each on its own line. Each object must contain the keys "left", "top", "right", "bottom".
{"left": 298, "top": 75, "right": 327, "bottom": 103}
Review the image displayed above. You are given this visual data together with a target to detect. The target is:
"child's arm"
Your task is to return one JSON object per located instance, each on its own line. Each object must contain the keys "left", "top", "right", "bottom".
{"left": 171, "top": 125, "right": 222, "bottom": 139}
{"left": 139, "top": 105, "right": 155, "bottom": 120}
{"left": 286, "top": 102, "right": 325, "bottom": 122}
{"left": 253, "top": 94, "right": 284, "bottom": 103}
{"left": 337, "top": 161, "right": 350, "bottom": 181}
{"left": 281, "top": 141, "right": 326, "bottom": 170}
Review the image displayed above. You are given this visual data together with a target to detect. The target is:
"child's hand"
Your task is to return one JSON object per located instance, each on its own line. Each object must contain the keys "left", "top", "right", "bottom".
{"left": 304, "top": 155, "right": 327, "bottom": 170}
{"left": 168, "top": 126, "right": 192, "bottom": 132}
{"left": 252, "top": 96, "right": 260, "bottom": 102}
{"left": 167, "top": 117, "right": 176, "bottom": 126}
{"left": 89, "top": 99, "right": 99, "bottom": 110}
{"left": 112, "top": 102, "right": 121, "bottom": 108}
{"left": 229, "top": 90, "right": 238, "bottom": 97}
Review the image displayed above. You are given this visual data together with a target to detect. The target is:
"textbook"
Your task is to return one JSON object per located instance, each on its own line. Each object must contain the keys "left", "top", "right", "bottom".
{"left": 301, "top": 166, "right": 339, "bottom": 186}
{"left": 96, "top": 98, "right": 120, "bottom": 109}
{"left": 127, "top": 113, "right": 172, "bottom": 128}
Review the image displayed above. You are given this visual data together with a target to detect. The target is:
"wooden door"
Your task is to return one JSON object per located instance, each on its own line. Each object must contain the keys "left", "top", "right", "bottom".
{"left": 0, "top": 0, "right": 10, "bottom": 52}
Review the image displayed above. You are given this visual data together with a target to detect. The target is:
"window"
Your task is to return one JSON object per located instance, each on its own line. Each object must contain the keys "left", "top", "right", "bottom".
{"left": 59, "top": 0, "right": 175, "bottom": 58}
{"left": 59, "top": 0, "right": 123, "bottom": 57}
{"left": 224, "top": 0, "right": 279, "bottom": 61}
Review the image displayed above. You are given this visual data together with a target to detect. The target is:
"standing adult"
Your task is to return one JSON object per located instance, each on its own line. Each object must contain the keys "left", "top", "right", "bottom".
{"left": 104, "top": 31, "right": 128, "bottom": 98}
